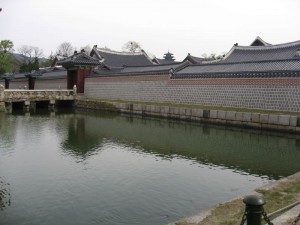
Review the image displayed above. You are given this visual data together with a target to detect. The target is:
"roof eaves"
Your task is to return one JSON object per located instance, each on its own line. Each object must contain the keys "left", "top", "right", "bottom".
{"left": 171, "top": 70, "right": 300, "bottom": 79}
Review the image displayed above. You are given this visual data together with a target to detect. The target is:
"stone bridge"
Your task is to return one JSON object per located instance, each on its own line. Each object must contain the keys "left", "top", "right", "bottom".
{"left": 0, "top": 84, "right": 77, "bottom": 112}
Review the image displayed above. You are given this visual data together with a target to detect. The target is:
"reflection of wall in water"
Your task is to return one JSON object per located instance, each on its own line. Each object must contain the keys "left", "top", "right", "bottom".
{"left": 0, "top": 178, "right": 11, "bottom": 210}
{"left": 79, "top": 113, "right": 300, "bottom": 179}
{"left": 0, "top": 113, "right": 17, "bottom": 150}
{"left": 61, "top": 117, "right": 102, "bottom": 158}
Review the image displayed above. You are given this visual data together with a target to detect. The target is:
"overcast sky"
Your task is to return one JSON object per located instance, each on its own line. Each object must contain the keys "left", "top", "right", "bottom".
{"left": 1, "top": 0, "right": 300, "bottom": 60}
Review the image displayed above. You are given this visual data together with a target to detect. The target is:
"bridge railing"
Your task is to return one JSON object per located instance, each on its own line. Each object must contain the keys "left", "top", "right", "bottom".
{"left": 0, "top": 84, "right": 77, "bottom": 102}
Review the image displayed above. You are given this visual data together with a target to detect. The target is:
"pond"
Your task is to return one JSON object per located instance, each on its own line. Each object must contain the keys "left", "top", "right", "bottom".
{"left": 0, "top": 110, "right": 300, "bottom": 225}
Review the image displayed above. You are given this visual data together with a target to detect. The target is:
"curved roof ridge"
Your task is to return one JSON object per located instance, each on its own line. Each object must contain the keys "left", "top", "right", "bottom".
{"left": 234, "top": 40, "right": 300, "bottom": 50}
{"left": 250, "top": 36, "right": 272, "bottom": 46}
{"left": 123, "top": 61, "right": 185, "bottom": 68}
{"left": 96, "top": 47, "right": 145, "bottom": 56}
{"left": 220, "top": 40, "right": 300, "bottom": 63}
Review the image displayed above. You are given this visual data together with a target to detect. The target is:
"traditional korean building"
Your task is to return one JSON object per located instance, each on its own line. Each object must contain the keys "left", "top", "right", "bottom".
{"left": 2, "top": 37, "right": 300, "bottom": 112}
{"left": 169, "top": 39, "right": 300, "bottom": 111}
{"left": 90, "top": 46, "right": 154, "bottom": 69}
{"left": 250, "top": 36, "right": 272, "bottom": 46}
{"left": 182, "top": 53, "right": 205, "bottom": 64}
{"left": 152, "top": 51, "right": 177, "bottom": 64}
{"left": 57, "top": 50, "right": 101, "bottom": 93}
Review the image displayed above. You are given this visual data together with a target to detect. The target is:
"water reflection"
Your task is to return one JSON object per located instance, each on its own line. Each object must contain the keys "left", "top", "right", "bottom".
{"left": 1, "top": 111, "right": 300, "bottom": 225}
{"left": 61, "top": 112, "right": 300, "bottom": 179}
{"left": 61, "top": 117, "right": 102, "bottom": 158}
{"left": 0, "top": 113, "right": 15, "bottom": 151}
{"left": 0, "top": 177, "right": 11, "bottom": 210}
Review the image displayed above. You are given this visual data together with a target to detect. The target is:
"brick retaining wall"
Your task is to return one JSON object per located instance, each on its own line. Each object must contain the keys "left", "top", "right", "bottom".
{"left": 85, "top": 75, "right": 300, "bottom": 112}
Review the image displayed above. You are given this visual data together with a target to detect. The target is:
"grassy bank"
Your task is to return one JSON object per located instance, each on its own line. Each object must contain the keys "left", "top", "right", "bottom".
{"left": 175, "top": 173, "right": 300, "bottom": 225}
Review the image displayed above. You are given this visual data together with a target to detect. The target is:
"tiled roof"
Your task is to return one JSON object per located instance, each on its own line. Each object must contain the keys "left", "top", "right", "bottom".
{"left": 39, "top": 66, "right": 67, "bottom": 79}
{"left": 152, "top": 57, "right": 178, "bottom": 65}
{"left": 250, "top": 36, "right": 272, "bottom": 46}
{"left": 58, "top": 51, "right": 101, "bottom": 67}
{"left": 121, "top": 61, "right": 188, "bottom": 73}
{"left": 172, "top": 59, "right": 300, "bottom": 79}
{"left": 9, "top": 72, "right": 28, "bottom": 80}
{"left": 221, "top": 40, "right": 300, "bottom": 63}
{"left": 90, "top": 61, "right": 189, "bottom": 77}
{"left": 183, "top": 54, "right": 205, "bottom": 64}
{"left": 91, "top": 47, "right": 154, "bottom": 68}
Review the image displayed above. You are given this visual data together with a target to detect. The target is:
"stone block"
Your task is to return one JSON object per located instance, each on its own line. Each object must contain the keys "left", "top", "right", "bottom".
{"left": 242, "top": 113, "right": 251, "bottom": 122}
{"left": 215, "top": 119, "right": 226, "bottom": 124}
{"left": 242, "top": 121, "right": 251, "bottom": 128}
{"left": 230, "top": 120, "right": 242, "bottom": 126}
{"left": 0, "top": 102, "right": 5, "bottom": 112}
{"left": 112, "top": 102, "right": 120, "bottom": 108}
{"left": 191, "top": 109, "right": 203, "bottom": 118}
{"left": 278, "top": 115, "right": 290, "bottom": 126}
{"left": 160, "top": 106, "right": 169, "bottom": 114}
{"left": 173, "top": 107, "right": 180, "bottom": 115}
{"left": 141, "top": 104, "right": 146, "bottom": 111}
{"left": 226, "top": 111, "right": 236, "bottom": 121}
{"left": 235, "top": 112, "right": 243, "bottom": 121}
{"left": 217, "top": 110, "right": 226, "bottom": 120}
{"left": 24, "top": 101, "right": 30, "bottom": 106}
{"left": 249, "top": 122, "right": 261, "bottom": 129}
{"left": 154, "top": 106, "right": 161, "bottom": 113}
{"left": 150, "top": 105, "right": 156, "bottom": 113}
{"left": 290, "top": 116, "right": 298, "bottom": 127}
{"left": 124, "top": 103, "right": 130, "bottom": 110}
{"left": 210, "top": 110, "right": 218, "bottom": 119}
{"left": 251, "top": 113, "right": 260, "bottom": 123}
{"left": 268, "top": 114, "right": 278, "bottom": 125}
{"left": 278, "top": 125, "right": 296, "bottom": 132}
{"left": 262, "top": 124, "right": 278, "bottom": 131}
{"left": 133, "top": 104, "right": 142, "bottom": 111}
{"left": 119, "top": 103, "right": 125, "bottom": 109}
{"left": 191, "top": 116, "right": 201, "bottom": 121}
{"left": 0, "top": 84, "right": 4, "bottom": 101}
{"left": 185, "top": 108, "right": 192, "bottom": 116}
{"left": 145, "top": 105, "right": 152, "bottom": 112}
{"left": 260, "top": 114, "right": 269, "bottom": 124}
{"left": 203, "top": 110, "right": 210, "bottom": 118}
{"left": 179, "top": 107, "right": 186, "bottom": 116}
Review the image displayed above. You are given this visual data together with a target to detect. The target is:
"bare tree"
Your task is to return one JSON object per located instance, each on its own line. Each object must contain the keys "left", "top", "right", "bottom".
{"left": 56, "top": 42, "right": 75, "bottom": 57}
{"left": 201, "top": 53, "right": 225, "bottom": 61}
{"left": 122, "top": 41, "right": 142, "bottom": 53}
{"left": 18, "top": 45, "right": 43, "bottom": 64}
{"left": 80, "top": 45, "right": 92, "bottom": 55}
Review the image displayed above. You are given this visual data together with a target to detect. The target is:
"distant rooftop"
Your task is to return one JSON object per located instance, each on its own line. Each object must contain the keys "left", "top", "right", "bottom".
{"left": 250, "top": 36, "right": 272, "bottom": 46}
{"left": 58, "top": 50, "right": 101, "bottom": 67}
{"left": 91, "top": 46, "right": 154, "bottom": 68}
{"left": 220, "top": 40, "right": 300, "bottom": 63}
{"left": 183, "top": 53, "right": 205, "bottom": 64}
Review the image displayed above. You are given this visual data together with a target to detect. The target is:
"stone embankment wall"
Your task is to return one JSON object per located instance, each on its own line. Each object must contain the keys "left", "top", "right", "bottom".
{"left": 75, "top": 99, "right": 300, "bottom": 133}
{"left": 84, "top": 75, "right": 300, "bottom": 112}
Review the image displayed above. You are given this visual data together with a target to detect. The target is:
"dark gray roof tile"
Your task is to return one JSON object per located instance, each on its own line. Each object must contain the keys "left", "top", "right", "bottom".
{"left": 183, "top": 54, "right": 205, "bottom": 64}
{"left": 91, "top": 47, "right": 154, "bottom": 67}
{"left": 173, "top": 59, "right": 300, "bottom": 78}
{"left": 221, "top": 40, "right": 300, "bottom": 63}
{"left": 58, "top": 52, "right": 101, "bottom": 67}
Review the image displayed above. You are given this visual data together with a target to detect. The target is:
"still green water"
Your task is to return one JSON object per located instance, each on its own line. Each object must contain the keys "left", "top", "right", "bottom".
{"left": 0, "top": 110, "right": 300, "bottom": 225}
